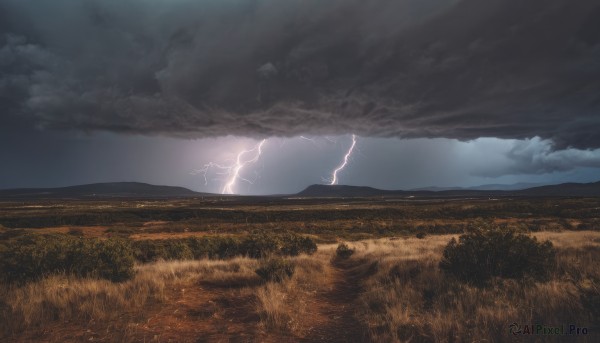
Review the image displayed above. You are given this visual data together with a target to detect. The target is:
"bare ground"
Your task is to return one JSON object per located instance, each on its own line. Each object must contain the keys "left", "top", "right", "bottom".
{"left": 301, "top": 258, "right": 371, "bottom": 342}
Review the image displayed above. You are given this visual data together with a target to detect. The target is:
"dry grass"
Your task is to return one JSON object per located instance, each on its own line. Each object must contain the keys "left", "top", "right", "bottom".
{"left": 255, "top": 250, "right": 335, "bottom": 334}
{"left": 351, "top": 232, "right": 600, "bottom": 342}
{"left": 0, "top": 258, "right": 258, "bottom": 340}
{"left": 534, "top": 230, "right": 600, "bottom": 248}
{"left": 1, "top": 231, "right": 599, "bottom": 342}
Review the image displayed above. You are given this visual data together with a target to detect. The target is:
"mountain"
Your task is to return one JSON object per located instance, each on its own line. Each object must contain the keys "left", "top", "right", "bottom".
{"left": 411, "top": 182, "right": 542, "bottom": 192}
{"left": 0, "top": 182, "right": 204, "bottom": 199}
{"left": 296, "top": 181, "right": 600, "bottom": 198}
{"left": 296, "top": 184, "right": 496, "bottom": 198}
{"left": 468, "top": 182, "right": 542, "bottom": 191}
{"left": 515, "top": 181, "right": 600, "bottom": 197}
{"left": 296, "top": 184, "right": 407, "bottom": 197}
{"left": 409, "top": 186, "right": 461, "bottom": 192}
{"left": 2, "top": 180, "right": 599, "bottom": 200}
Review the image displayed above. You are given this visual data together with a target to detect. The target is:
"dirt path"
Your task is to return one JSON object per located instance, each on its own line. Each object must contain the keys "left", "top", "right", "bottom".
{"left": 10, "top": 258, "right": 372, "bottom": 343}
{"left": 130, "top": 281, "right": 268, "bottom": 343}
{"left": 133, "top": 258, "right": 373, "bottom": 343}
{"left": 302, "top": 258, "right": 372, "bottom": 342}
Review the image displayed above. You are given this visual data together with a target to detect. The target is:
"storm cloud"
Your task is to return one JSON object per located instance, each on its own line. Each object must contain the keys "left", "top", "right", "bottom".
{"left": 472, "top": 138, "right": 600, "bottom": 177}
{"left": 2, "top": 0, "right": 600, "bottom": 148}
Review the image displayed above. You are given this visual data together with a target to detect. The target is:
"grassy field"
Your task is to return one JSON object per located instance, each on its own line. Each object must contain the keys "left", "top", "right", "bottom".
{"left": 0, "top": 197, "right": 598, "bottom": 342}
{"left": 2, "top": 197, "right": 599, "bottom": 240}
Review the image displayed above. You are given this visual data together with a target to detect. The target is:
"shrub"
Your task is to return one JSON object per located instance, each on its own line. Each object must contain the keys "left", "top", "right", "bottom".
{"left": 164, "top": 240, "right": 195, "bottom": 260}
{"left": 133, "top": 236, "right": 244, "bottom": 262}
{"left": 131, "top": 233, "right": 317, "bottom": 263}
{"left": 132, "top": 239, "right": 195, "bottom": 262}
{"left": 239, "top": 232, "right": 279, "bottom": 258}
{"left": 336, "top": 243, "right": 355, "bottom": 259}
{"left": 255, "top": 258, "right": 295, "bottom": 282}
{"left": 279, "top": 232, "right": 318, "bottom": 256}
{"left": 70, "top": 238, "right": 135, "bottom": 282}
{"left": 239, "top": 232, "right": 317, "bottom": 258}
{"left": 186, "top": 237, "right": 222, "bottom": 259}
{"left": 416, "top": 232, "right": 427, "bottom": 239}
{"left": 439, "top": 228, "right": 556, "bottom": 285}
{"left": 132, "top": 239, "right": 168, "bottom": 263}
{"left": 208, "top": 237, "right": 243, "bottom": 259}
{"left": 0, "top": 234, "right": 135, "bottom": 283}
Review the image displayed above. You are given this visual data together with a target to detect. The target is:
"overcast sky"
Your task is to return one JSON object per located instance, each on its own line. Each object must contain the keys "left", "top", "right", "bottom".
{"left": 1, "top": 0, "right": 600, "bottom": 194}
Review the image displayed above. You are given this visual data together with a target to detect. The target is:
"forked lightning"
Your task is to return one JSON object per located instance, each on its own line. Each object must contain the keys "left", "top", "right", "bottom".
{"left": 329, "top": 134, "right": 357, "bottom": 185}
{"left": 195, "top": 139, "right": 266, "bottom": 194}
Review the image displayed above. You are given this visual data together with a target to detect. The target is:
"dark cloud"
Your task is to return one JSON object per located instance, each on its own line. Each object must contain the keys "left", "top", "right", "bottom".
{"left": 472, "top": 138, "right": 600, "bottom": 177}
{"left": 1, "top": 0, "right": 600, "bottom": 147}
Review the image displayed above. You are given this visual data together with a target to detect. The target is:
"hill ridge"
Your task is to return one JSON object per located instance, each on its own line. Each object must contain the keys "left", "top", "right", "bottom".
{"left": 0, "top": 182, "right": 204, "bottom": 198}
{"left": 296, "top": 181, "right": 600, "bottom": 198}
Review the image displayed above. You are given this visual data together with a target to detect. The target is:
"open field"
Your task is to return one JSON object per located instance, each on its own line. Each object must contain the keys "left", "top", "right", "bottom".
{"left": 2, "top": 197, "right": 600, "bottom": 241}
{"left": 1, "top": 197, "right": 599, "bottom": 342}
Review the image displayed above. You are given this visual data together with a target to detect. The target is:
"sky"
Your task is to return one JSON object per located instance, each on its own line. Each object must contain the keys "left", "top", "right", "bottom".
{"left": 1, "top": 0, "right": 600, "bottom": 194}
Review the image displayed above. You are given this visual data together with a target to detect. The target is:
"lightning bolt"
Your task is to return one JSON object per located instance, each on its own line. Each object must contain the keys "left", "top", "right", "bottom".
{"left": 329, "top": 134, "right": 357, "bottom": 185}
{"left": 194, "top": 139, "right": 266, "bottom": 194}
{"left": 222, "top": 139, "right": 266, "bottom": 194}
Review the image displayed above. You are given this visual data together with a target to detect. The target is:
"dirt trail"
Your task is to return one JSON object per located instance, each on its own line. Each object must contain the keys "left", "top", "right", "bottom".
{"left": 10, "top": 258, "right": 372, "bottom": 342}
{"left": 302, "top": 258, "right": 371, "bottom": 342}
{"left": 133, "top": 258, "right": 372, "bottom": 343}
{"left": 131, "top": 282, "right": 267, "bottom": 343}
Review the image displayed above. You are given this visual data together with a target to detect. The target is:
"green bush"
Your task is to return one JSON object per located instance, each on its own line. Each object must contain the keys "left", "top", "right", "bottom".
{"left": 239, "top": 232, "right": 279, "bottom": 258}
{"left": 279, "top": 232, "right": 318, "bottom": 256}
{"left": 205, "top": 236, "right": 243, "bottom": 259}
{"left": 132, "top": 239, "right": 168, "bottom": 263}
{"left": 70, "top": 238, "right": 136, "bottom": 282}
{"left": 186, "top": 237, "right": 226, "bottom": 259}
{"left": 131, "top": 233, "right": 317, "bottom": 263}
{"left": 0, "top": 234, "right": 135, "bottom": 284}
{"left": 133, "top": 237, "right": 243, "bottom": 262}
{"left": 439, "top": 228, "right": 556, "bottom": 285}
{"left": 164, "top": 240, "right": 194, "bottom": 260}
{"left": 255, "top": 258, "right": 295, "bottom": 282}
{"left": 132, "top": 239, "right": 194, "bottom": 262}
{"left": 228, "top": 231, "right": 319, "bottom": 258}
{"left": 336, "top": 242, "right": 355, "bottom": 259}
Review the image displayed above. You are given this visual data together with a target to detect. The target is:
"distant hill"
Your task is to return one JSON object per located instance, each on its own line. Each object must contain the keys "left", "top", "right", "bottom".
{"left": 469, "top": 182, "right": 542, "bottom": 191}
{"left": 2, "top": 180, "right": 599, "bottom": 200}
{"left": 296, "top": 185, "right": 406, "bottom": 197}
{"left": 515, "top": 181, "right": 600, "bottom": 197}
{"left": 411, "top": 182, "right": 542, "bottom": 192}
{"left": 296, "top": 184, "right": 494, "bottom": 198}
{"left": 296, "top": 181, "right": 600, "bottom": 198}
{"left": 0, "top": 182, "right": 204, "bottom": 199}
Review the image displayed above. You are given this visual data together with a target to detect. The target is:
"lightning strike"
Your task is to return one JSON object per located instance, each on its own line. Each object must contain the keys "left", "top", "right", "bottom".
{"left": 195, "top": 139, "right": 266, "bottom": 194}
{"left": 329, "top": 134, "right": 357, "bottom": 185}
{"left": 222, "top": 139, "right": 266, "bottom": 194}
